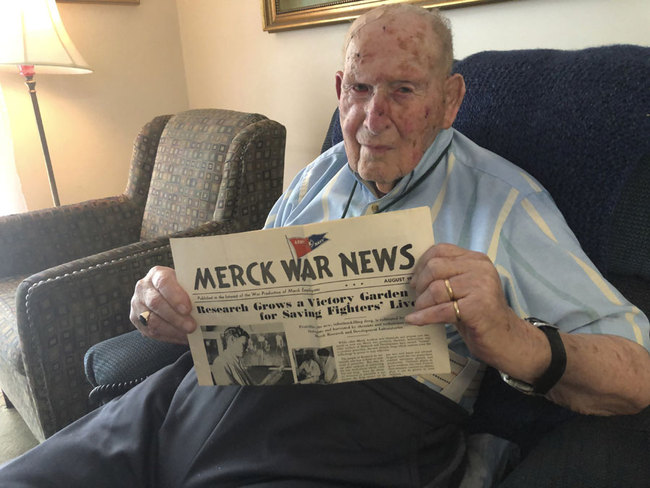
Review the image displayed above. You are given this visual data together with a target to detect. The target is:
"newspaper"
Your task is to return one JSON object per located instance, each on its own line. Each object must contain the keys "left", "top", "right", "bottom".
{"left": 170, "top": 206, "right": 450, "bottom": 386}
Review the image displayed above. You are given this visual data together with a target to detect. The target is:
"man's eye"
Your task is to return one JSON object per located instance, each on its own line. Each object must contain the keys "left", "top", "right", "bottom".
{"left": 352, "top": 84, "right": 370, "bottom": 93}
{"left": 397, "top": 86, "right": 414, "bottom": 94}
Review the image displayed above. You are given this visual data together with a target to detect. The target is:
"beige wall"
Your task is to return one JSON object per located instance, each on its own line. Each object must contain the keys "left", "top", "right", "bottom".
{"left": 3, "top": 0, "right": 649, "bottom": 210}
{"left": 177, "top": 0, "right": 650, "bottom": 189}
{"left": 0, "top": 0, "right": 189, "bottom": 210}
{"left": 177, "top": 0, "right": 348, "bottom": 192}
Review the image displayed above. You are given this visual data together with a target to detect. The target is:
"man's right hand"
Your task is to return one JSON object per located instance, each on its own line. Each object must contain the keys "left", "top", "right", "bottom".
{"left": 129, "top": 266, "right": 196, "bottom": 344}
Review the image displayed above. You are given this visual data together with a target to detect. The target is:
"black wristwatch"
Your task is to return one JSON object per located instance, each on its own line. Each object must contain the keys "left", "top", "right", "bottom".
{"left": 500, "top": 317, "right": 567, "bottom": 395}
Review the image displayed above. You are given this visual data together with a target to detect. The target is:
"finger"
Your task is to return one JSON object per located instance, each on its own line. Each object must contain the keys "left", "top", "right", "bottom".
{"left": 410, "top": 256, "right": 473, "bottom": 296}
{"left": 129, "top": 298, "right": 188, "bottom": 338}
{"left": 411, "top": 243, "right": 468, "bottom": 277}
{"left": 415, "top": 273, "right": 464, "bottom": 310}
{"left": 146, "top": 267, "right": 196, "bottom": 333}
{"left": 149, "top": 267, "right": 193, "bottom": 316}
{"left": 138, "top": 312, "right": 190, "bottom": 345}
{"left": 411, "top": 249, "right": 495, "bottom": 297}
{"left": 405, "top": 300, "right": 460, "bottom": 326}
{"left": 130, "top": 267, "right": 196, "bottom": 335}
{"left": 142, "top": 283, "right": 194, "bottom": 332}
{"left": 130, "top": 294, "right": 192, "bottom": 344}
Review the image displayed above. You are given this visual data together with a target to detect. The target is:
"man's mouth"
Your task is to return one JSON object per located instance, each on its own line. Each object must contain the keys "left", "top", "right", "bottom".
{"left": 361, "top": 144, "right": 393, "bottom": 155}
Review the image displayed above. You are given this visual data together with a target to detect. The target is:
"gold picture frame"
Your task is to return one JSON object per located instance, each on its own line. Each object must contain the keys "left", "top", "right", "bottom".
{"left": 262, "top": 0, "right": 502, "bottom": 32}
{"left": 56, "top": 0, "right": 139, "bottom": 4}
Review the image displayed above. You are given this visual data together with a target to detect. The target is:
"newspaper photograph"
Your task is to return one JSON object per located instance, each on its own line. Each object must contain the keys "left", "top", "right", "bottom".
{"left": 170, "top": 206, "right": 450, "bottom": 386}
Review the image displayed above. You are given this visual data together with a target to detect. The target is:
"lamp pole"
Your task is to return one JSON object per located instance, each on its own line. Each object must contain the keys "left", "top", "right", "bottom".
{"left": 0, "top": 0, "right": 92, "bottom": 208}
{"left": 20, "top": 65, "right": 60, "bottom": 207}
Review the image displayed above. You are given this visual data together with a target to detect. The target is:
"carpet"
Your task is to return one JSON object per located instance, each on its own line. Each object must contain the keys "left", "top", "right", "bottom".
{"left": 0, "top": 391, "right": 38, "bottom": 465}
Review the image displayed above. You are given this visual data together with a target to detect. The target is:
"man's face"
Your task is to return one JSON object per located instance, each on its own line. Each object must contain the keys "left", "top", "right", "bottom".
{"left": 229, "top": 335, "right": 248, "bottom": 358}
{"left": 336, "top": 12, "right": 464, "bottom": 194}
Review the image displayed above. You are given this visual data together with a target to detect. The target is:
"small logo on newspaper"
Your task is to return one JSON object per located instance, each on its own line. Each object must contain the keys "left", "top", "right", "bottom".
{"left": 287, "top": 233, "right": 328, "bottom": 259}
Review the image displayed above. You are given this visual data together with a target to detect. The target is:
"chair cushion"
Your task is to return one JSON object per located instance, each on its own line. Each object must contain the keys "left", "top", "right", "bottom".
{"left": 499, "top": 405, "right": 650, "bottom": 487}
{"left": 0, "top": 275, "right": 29, "bottom": 375}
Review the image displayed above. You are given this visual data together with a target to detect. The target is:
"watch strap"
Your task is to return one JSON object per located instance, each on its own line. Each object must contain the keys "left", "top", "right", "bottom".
{"left": 531, "top": 319, "right": 567, "bottom": 395}
{"left": 500, "top": 318, "right": 567, "bottom": 395}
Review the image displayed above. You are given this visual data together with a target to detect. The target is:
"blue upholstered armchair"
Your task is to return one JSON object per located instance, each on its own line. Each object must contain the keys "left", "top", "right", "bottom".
{"left": 320, "top": 44, "right": 650, "bottom": 485}
{"left": 0, "top": 109, "right": 286, "bottom": 440}
{"left": 454, "top": 45, "right": 650, "bottom": 485}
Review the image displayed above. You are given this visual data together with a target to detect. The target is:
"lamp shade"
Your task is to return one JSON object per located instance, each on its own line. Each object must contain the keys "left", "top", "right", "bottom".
{"left": 0, "top": 0, "right": 91, "bottom": 74}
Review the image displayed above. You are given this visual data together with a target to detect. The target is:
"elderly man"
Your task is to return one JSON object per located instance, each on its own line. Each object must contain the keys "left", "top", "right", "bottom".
{"left": 1, "top": 4, "right": 648, "bottom": 487}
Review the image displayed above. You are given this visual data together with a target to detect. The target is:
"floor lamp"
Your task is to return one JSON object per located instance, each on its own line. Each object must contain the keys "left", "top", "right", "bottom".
{"left": 0, "top": 0, "right": 91, "bottom": 207}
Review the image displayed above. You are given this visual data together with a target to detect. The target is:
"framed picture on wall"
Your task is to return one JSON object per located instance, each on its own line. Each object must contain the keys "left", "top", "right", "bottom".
{"left": 262, "top": 0, "right": 501, "bottom": 32}
{"left": 57, "top": 0, "right": 139, "bottom": 4}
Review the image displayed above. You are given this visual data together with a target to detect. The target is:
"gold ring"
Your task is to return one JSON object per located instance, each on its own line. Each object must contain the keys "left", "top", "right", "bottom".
{"left": 138, "top": 310, "right": 151, "bottom": 327}
{"left": 444, "top": 279, "right": 455, "bottom": 301}
{"left": 452, "top": 300, "right": 462, "bottom": 322}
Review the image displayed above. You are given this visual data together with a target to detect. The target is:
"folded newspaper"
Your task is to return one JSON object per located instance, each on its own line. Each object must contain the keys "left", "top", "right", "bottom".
{"left": 170, "top": 206, "right": 450, "bottom": 386}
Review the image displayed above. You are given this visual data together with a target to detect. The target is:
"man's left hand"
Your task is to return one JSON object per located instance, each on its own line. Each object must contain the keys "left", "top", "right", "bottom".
{"left": 405, "top": 243, "right": 547, "bottom": 379}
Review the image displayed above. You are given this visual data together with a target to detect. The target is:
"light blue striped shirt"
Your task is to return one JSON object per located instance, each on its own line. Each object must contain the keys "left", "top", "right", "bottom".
{"left": 264, "top": 127, "right": 650, "bottom": 406}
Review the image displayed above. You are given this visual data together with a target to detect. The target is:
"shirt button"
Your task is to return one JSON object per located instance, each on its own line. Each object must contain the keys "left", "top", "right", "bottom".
{"left": 370, "top": 204, "right": 379, "bottom": 213}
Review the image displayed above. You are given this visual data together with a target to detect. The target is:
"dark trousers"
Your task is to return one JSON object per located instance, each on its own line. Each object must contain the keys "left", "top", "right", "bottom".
{"left": 0, "top": 352, "right": 468, "bottom": 487}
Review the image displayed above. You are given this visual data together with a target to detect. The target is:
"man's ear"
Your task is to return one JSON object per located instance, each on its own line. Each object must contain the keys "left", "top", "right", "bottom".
{"left": 442, "top": 73, "right": 466, "bottom": 129}
{"left": 335, "top": 71, "right": 344, "bottom": 100}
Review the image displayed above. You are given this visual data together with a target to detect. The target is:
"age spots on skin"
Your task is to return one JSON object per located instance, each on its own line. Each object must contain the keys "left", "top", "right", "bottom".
{"left": 396, "top": 36, "right": 410, "bottom": 52}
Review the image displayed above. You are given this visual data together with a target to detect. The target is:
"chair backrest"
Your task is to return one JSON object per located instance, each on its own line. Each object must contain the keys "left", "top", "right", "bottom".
{"left": 139, "top": 108, "right": 286, "bottom": 240}
{"left": 321, "top": 45, "right": 650, "bottom": 316}
{"left": 452, "top": 45, "right": 650, "bottom": 315}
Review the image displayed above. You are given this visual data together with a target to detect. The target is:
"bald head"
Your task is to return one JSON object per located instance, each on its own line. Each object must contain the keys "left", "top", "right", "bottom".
{"left": 343, "top": 4, "right": 454, "bottom": 76}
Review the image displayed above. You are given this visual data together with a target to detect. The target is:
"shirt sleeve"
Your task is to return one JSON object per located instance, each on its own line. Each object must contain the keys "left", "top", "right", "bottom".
{"left": 494, "top": 188, "right": 650, "bottom": 351}
{"left": 264, "top": 142, "right": 349, "bottom": 230}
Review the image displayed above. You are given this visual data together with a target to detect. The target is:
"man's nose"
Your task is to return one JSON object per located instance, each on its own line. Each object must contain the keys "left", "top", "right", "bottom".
{"left": 364, "top": 91, "right": 390, "bottom": 134}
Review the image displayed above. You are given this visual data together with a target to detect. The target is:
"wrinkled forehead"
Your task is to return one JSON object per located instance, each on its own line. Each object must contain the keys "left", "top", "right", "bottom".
{"left": 344, "top": 11, "right": 440, "bottom": 73}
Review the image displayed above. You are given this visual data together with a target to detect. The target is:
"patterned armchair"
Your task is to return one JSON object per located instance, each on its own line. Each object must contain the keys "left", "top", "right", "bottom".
{"left": 0, "top": 108, "right": 286, "bottom": 441}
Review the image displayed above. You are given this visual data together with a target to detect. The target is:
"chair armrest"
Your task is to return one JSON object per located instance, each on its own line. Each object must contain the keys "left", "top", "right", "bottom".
{"left": 0, "top": 196, "right": 144, "bottom": 278}
{"left": 14, "top": 219, "right": 238, "bottom": 437}
{"left": 84, "top": 329, "right": 189, "bottom": 405}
